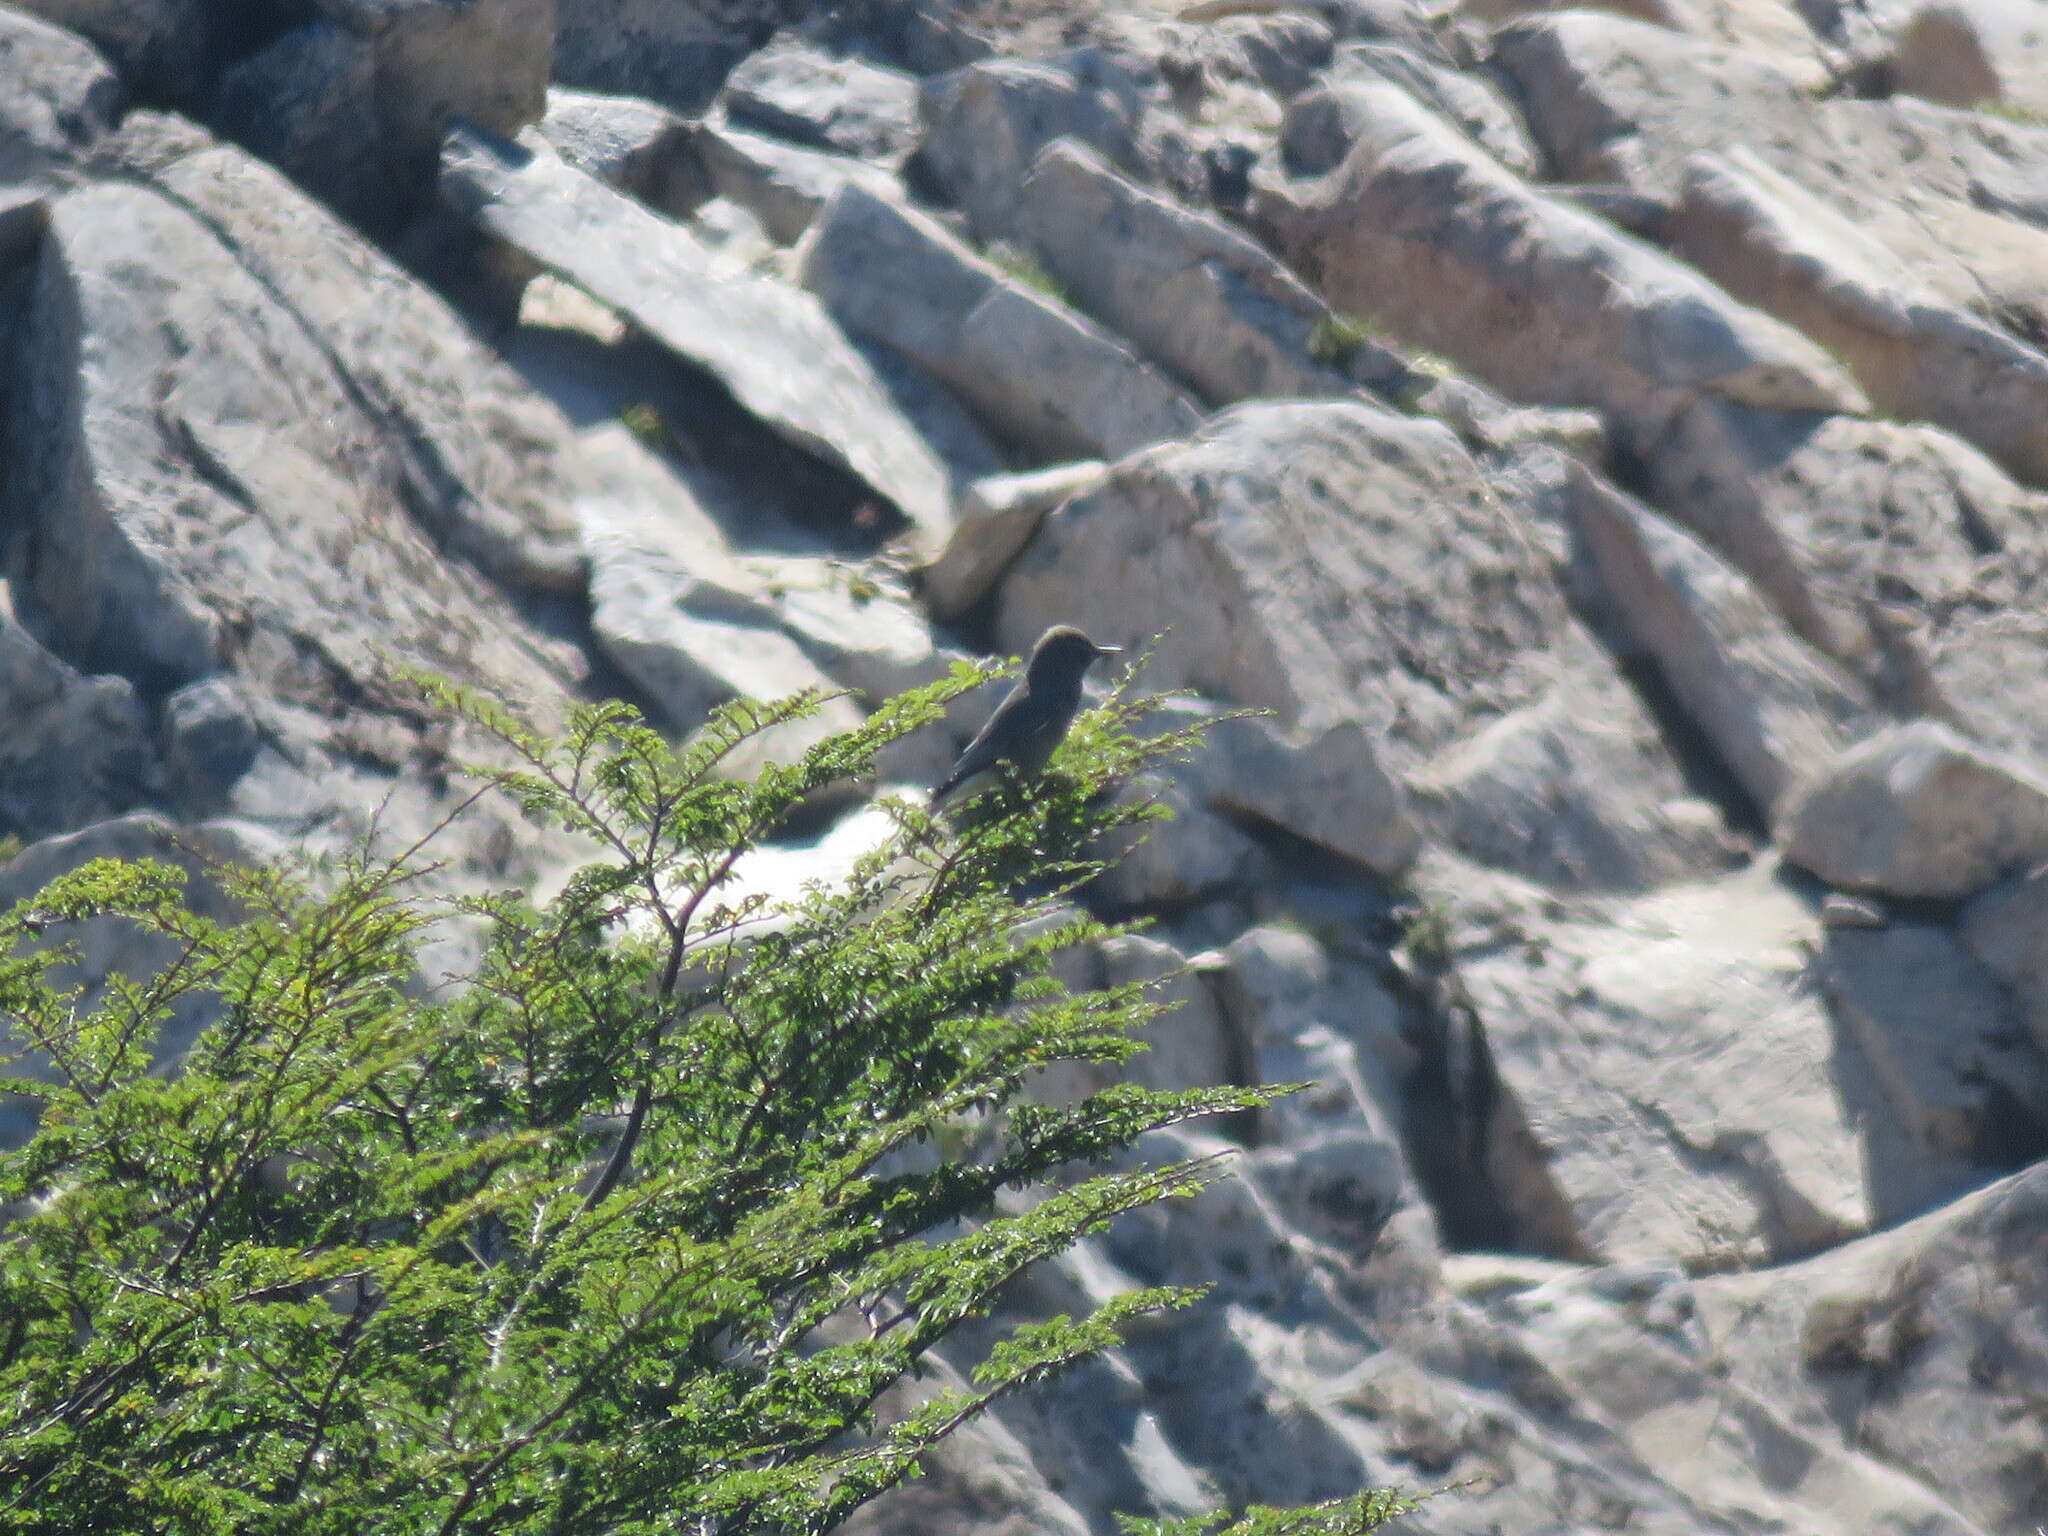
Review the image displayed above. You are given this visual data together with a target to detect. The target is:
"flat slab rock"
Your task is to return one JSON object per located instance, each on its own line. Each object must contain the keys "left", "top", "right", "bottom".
{"left": 441, "top": 126, "right": 954, "bottom": 554}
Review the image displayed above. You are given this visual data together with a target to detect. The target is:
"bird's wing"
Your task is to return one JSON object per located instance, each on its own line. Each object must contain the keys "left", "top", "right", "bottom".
{"left": 932, "top": 688, "right": 1050, "bottom": 801}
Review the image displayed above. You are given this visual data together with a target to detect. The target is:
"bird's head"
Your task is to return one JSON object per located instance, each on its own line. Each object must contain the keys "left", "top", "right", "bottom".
{"left": 1026, "top": 626, "right": 1120, "bottom": 689}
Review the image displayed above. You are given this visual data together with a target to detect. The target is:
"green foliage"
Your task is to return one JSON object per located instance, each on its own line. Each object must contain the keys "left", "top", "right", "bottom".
{"left": 1978, "top": 99, "right": 2046, "bottom": 127}
{"left": 620, "top": 400, "right": 675, "bottom": 453}
{"left": 1396, "top": 895, "right": 1454, "bottom": 967}
{"left": 1306, "top": 311, "right": 1380, "bottom": 367}
{"left": 0, "top": 670, "right": 1406, "bottom": 1533}
{"left": 1119, "top": 1487, "right": 1422, "bottom": 1535}
{"left": 986, "top": 242, "right": 1074, "bottom": 306}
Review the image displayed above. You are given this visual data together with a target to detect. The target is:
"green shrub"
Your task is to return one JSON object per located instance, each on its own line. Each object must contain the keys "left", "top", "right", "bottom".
{"left": 0, "top": 671, "right": 1410, "bottom": 1534}
{"left": 986, "top": 243, "right": 1074, "bottom": 307}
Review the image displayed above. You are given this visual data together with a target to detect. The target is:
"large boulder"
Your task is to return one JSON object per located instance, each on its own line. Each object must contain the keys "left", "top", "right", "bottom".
{"left": 1251, "top": 79, "right": 1866, "bottom": 449}
{"left": 694, "top": 121, "right": 907, "bottom": 244}
{"left": 994, "top": 402, "right": 1732, "bottom": 892}
{"left": 919, "top": 460, "right": 1110, "bottom": 619}
{"left": 1466, "top": 1255, "right": 1995, "bottom": 1536}
{"left": 1695, "top": 1162, "right": 2048, "bottom": 1536}
{"left": 1781, "top": 721, "right": 2048, "bottom": 900}
{"left": 1817, "top": 921, "right": 2047, "bottom": 1160}
{"left": 442, "top": 127, "right": 954, "bottom": 555}
{"left": 1638, "top": 401, "right": 2048, "bottom": 681}
{"left": 1443, "top": 858, "right": 1993, "bottom": 1268}
{"left": 1959, "top": 864, "right": 2048, "bottom": 1056}
{"left": 1491, "top": 12, "right": 2048, "bottom": 345}
{"left": 3, "top": 173, "right": 585, "bottom": 835}
{"left": 797, "top": 180, "right": 1202, "bottom": 465}
{"left": 142, "top": 132, "right": 586, "bottom": 595}
{"left": 1280, "top": 42, "right": 1540, "bottom": 178}
{"left": 212, "top": 23, "right": 384, "bottom": 224}
{"left": 1890, "top": 0, "right": 2048, "bottom": 117}
{"left": 719, "top": 33, "right": 921, "bottom": 162}
{"left": 313, "top": 0, "right": 555, "bottom": 169}
{"left": 536, "top": 87, "right": 708, "bottom": 217}
{"left": 578, "top": 495, "right": 865, "bottom": 765}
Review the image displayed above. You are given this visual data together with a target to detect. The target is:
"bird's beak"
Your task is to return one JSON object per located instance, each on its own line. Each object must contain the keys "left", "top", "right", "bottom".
{"left": 1094, "top": 642, "right": 1123, "bottom": 656}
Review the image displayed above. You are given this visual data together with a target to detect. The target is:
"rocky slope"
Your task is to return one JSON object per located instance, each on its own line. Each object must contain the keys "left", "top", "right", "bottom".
{"left": 3, "top": 0, "right": 2048, "bottom": 1531}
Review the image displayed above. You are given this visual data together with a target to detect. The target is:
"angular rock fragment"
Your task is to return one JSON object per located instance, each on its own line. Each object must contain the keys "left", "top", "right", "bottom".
{"left": 1013, "top": 140, "right": 1353, "bottom": 408}
{"left": 1891, "top": 0, "right": 2048, "bottom": 117}
{"left": 537, "top": 87, "right": 710, "bottom": 217}
{"left": 1183, "top": 704, "right": 1421, "bottom": 879}
{"left": 8, "top": 0, "right": 217, "bottom": 101}
{"left": 1091, "top": 771, "right": 1270, "bottom": 909}
{"left": 1281, "top": 43, "right": 1539, "bottom": 178}
{"left": 313, "top": 0, "right": 553, "bottom": 169}
{"left": 1038, "top": 933, "right": 1244, "bottom": 1105}
{"left": 1451, "top": 862, "right": 1892, "bottom": 1267}
{"left": 798, "top": 181, "right": 1202, "bottom": 464}
{"left": 442, "top": 127, "right": 954, "bottom": 552}
{"left": 580, "top": 496, "right": 864, "bottom": 762}
{"left": 1492, "top": 12, "right": 2048, "bottom": 340}
{"left": 1212, "top": 924, "right": 1411, "bottom": 1149}
{"left": 1558, "top": 462, "right": 1875, "bottom": 824}
{"left": 921, "top": 460, "right": 1110, "bottom": 619}
{"left": 0, "top": 599, "right": 152, "bottom": 840}
{"left": 915, "top": 54, "right": 1150, "bottom": 239}
{"left": 1696, "top": 1162, "right": 2048, "bottom": 1536}
{"left": 1640, "top": 401, "right": 2046, "bottom": 674}
{"left": 553, "top": 0, "right": 793, "bottom": 116}
{"left": 1818, "top": 922, "right": 2046, "bottom": 1160}
{"left": 995, "top": 402, "right": 1731, "bottom": 890}
{"left": 1781, "top": 721, "right": 2048, "bottom": 900}
{"left": 212, "top": 23, "right": 383, "bottom": 224}
{"left": 1477, "top": 1254, "right": 1998, "bottom": 1536}
{"left": 147, "top": 136, "right": 586, "bottom": 594}
{"left": 160, "top": 677, "right": 259, "bottom": 818}
{"left": 1186, "top": 10, "right": 1336, "bottom": 99}
{"left": 1672, "top": 149, "right": 2048, "bottom": 485}
{"left": 695, "top": 121, "right": 909, "bottom": 244}
{"left": 0, "top": 4, "right": 123, "bottom": 181}
{"left": 721, "top": 35, "right": 921, "bottom": 162}
{"left": 1959, "top": 865, "right": 2048, "bottom": 1056}
{"left": 1252, "top": 79, "right": 1866, "bottom": 447}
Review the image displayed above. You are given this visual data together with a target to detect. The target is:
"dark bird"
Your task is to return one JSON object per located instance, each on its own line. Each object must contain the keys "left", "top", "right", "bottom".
{"left": 931, "top": 626, "right": 1121, "bottom": 803}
